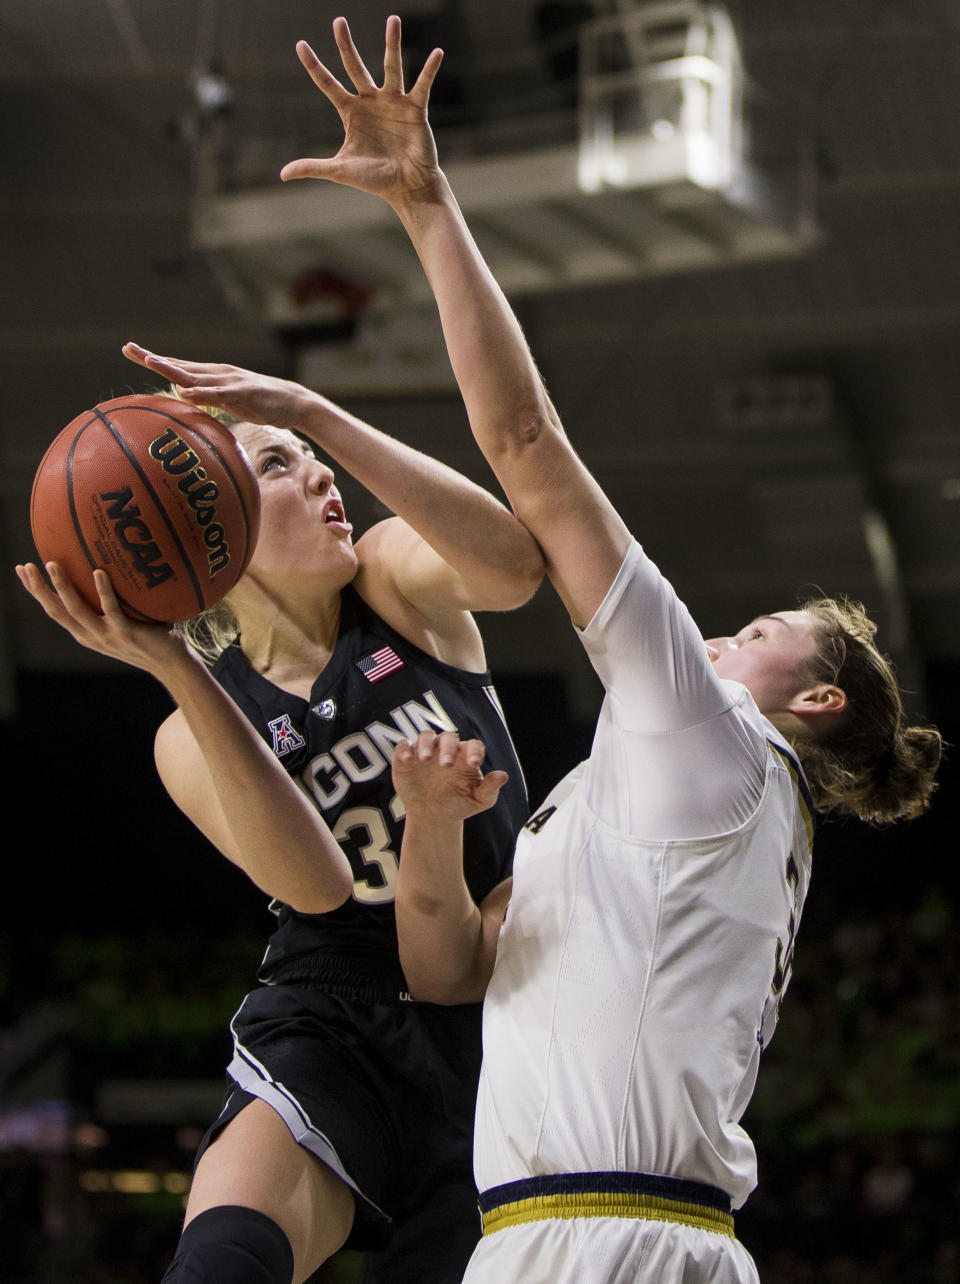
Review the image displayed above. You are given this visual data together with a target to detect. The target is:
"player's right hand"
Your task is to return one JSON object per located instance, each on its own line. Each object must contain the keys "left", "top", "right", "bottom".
{"left": 15, "top": 562, "right": 191, "bottom": 677}
{"left": 280, "top": 16, "right": 444, "bottom": 211}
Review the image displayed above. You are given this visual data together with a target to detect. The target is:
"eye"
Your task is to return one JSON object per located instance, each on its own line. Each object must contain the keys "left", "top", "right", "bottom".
{"left": 259, "top": 451, "right": 286, "bottom": 474}
{"left": 750, "top": 627, "right": 765, "bottom": 641}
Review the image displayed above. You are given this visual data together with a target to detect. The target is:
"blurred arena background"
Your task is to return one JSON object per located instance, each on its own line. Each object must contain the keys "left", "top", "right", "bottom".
{"left": 1, "top": 1, "right": 957, "bottom": 1280}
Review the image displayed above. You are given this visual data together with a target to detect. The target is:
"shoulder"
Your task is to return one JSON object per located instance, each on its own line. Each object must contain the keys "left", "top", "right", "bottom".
{"left": 354, "top": 519, "right": 486, "bottom": 672}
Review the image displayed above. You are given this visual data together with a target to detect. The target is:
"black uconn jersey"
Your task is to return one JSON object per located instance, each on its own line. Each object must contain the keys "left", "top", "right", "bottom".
{"left": 212, "top": 584, "right": 529, "bottom": 999}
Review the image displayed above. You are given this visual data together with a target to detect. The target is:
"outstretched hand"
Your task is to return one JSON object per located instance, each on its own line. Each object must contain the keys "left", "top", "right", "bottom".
{"left": 121, "top": 342, "right": 313, "bottom": 430}
{"left": 280, "top": 15, "right": 444, "bottom": 209}
{"left": 393, "top": 731, "right": 508, "bottom": 822}
{"left": 15, "top": 562, "right": 189, "bottom": 677}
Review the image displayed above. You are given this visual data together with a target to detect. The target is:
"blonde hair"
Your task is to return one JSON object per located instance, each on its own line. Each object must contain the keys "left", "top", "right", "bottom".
{"left": 793, "top": 597, "right": 942, "bottom": 824}
{"left": 177, "top": 597, "right": 242, "bottom": 665}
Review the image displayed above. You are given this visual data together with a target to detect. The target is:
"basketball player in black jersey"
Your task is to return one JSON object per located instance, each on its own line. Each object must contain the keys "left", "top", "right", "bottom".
{"left": 18, "top": 383, "right": 537, "bottom": 1284}
{"left": 15, "top": 48, "right": 543, "bottom": 1278}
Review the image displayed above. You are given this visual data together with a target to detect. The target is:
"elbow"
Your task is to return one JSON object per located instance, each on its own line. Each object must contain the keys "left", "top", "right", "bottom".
{"left": 287, "top": 865, "right": 354, "bottom": 916}
{"left": 399, "top": 933, "right": 492, "bottom": 1006}
{"left": 513, "top": 526, "right": 547, "bottom": 597}
{"left": 407, "top": 974, "right": 488, "bottom": 1006}
{"left": 398, "top": 940, "right": 489, "bottom": 1006}
{"left": 406, "top": 977, "right": 455, "bottom": 1004}
{"left": 497, "top": 402, "right": 556, "bottom": 458}
{"left": 496, "top": 537, "right": 545, "bottom": 609}
{"left": 481, "top": 497, "right": 546, "bottom": 610}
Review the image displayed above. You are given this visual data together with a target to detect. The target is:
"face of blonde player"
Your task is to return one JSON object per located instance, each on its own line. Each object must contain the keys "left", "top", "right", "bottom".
{"left": 704, "top": 610, "right": 821, "bottom": 717}
{"left": 233, "top": 423, "right": 357, "bottom": 592}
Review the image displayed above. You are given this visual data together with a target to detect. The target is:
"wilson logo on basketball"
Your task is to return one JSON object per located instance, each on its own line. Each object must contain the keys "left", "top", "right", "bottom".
{"left": 148, "top": 427, "right": 231, "bottom": 577}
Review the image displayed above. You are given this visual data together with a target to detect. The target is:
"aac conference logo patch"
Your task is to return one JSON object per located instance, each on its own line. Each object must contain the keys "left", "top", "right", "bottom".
{"left": 268, "top": 714, "right": 307, "bottom": 757}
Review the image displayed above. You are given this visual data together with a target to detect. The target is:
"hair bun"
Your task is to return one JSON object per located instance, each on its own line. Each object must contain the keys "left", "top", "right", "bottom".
{"left": 870, "top": 725, "right": 943, "bottom": 823}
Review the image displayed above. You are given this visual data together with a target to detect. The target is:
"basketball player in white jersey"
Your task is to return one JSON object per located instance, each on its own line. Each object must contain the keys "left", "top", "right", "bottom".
{"left": 281, "top": 16, "right": 942, "bottom": 1282}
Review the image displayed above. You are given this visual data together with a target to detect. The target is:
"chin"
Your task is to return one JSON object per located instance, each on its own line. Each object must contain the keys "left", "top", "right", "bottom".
{"left": 334, "top": 551, "right": 360, "bottom": 587}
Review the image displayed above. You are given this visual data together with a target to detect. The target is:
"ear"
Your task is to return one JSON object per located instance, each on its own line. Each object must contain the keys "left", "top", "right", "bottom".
{"left": 788, "top": 683, "right": 848, "bottom": 718}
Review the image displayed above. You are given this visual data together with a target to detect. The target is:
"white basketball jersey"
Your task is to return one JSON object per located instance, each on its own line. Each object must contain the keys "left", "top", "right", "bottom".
{"left": 473, "top": 540, "right": 814, "bottom": 1210}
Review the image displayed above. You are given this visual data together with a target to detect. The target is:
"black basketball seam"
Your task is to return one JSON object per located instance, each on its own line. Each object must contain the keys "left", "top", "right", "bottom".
{"left": 30, "top": 423, "right": 80, "bottom": 522}
{"left": 105, "top": 399, "right": 258, "bottom": 572}
{"left": 64, "top": 418, "right": 163, "bottom": 625}
{"left": 91, "top": 405, "right": 207, "bottom": 615}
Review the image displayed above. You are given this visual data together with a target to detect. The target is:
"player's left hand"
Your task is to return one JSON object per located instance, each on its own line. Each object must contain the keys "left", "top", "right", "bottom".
{"left": 393, "top": 731, "right": 508, "bottom": 820}
{"left": 280, "top": 16, "right": 444, "bottom": 210}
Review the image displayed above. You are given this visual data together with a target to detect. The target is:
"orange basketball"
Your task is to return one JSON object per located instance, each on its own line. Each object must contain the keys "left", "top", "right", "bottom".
{"left": 30, "top": 394, "right": 261, "bottom": 623}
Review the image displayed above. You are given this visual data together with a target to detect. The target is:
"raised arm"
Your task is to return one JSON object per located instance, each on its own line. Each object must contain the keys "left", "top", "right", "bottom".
{"left": 281, "top": 16, "right": 629, "bottom": 628}
{"left": 121, "top": 345, "right": 542, "bottom": 618}
{"left": 392, "top": 731, "right": 511, "bottom": 1004}
{"left": 15, "top": 563, "right": 352, "bottom": 912}
{"left": 395, "top": 182, "right": 629, "bottom": 628}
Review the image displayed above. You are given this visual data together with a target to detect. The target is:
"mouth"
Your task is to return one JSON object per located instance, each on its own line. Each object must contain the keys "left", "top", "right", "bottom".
{"left": 323, "top": 498, "right": 352, "bottom": 533}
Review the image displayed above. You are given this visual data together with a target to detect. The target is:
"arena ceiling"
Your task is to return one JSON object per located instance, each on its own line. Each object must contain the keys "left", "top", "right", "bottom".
{"left": 1, "top": 0, "right": 958, "bottom": 724}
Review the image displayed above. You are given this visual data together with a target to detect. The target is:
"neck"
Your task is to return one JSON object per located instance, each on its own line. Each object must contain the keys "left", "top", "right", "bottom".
{"left": 766, "top": 710, "right": 805, "bottom": 741}
{"left": 233, "top": 583, "right": 344, "bottom": 691}
{"left": 767, "top": 705, "right": 847, "bottom": 748}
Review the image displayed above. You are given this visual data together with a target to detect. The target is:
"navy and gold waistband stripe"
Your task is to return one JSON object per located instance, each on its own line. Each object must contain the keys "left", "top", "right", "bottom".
{"left": 767, "top": 739, "right": 816, "bottom": 850}
{"left": 479, "top": 1172, "right": 735, "bottom": 1238}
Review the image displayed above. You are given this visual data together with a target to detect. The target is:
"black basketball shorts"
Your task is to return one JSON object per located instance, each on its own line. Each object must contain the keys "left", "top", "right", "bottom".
{"left": 194, "top": 983, "right": 484, "bottom": 1282}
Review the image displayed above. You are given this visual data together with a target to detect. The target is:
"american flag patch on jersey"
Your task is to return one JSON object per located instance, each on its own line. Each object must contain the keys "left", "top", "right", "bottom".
{"left": 356, "top": 646, "right": 404, "bottom": 683}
